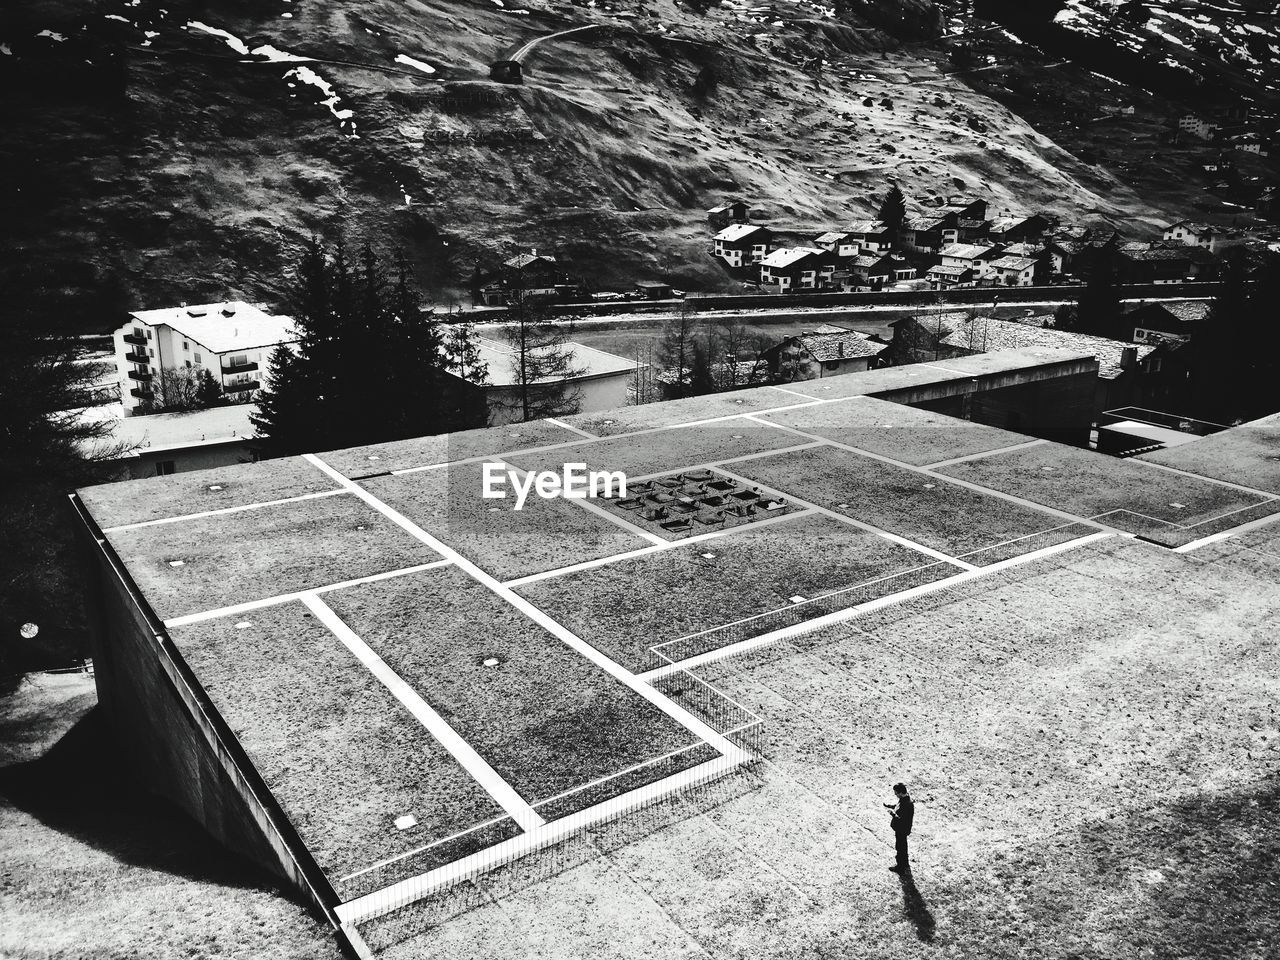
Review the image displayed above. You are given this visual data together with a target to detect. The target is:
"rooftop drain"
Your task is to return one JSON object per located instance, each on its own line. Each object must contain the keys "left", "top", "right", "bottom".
{"left": 700, "top": 552, "right": 716, "bottom": 560}
{"left": 731, "top": 434, "right": 744, "bottom": 439}
{"left": 367, "top": 455, "right": 381, "bottom": 461}
{"left": 208, "top": 484, "right": 223, "bottom": 492}
{"left": 482, "top": 657, "right": 501, "bottom": 667}
{"left": 20, "top": 623, "right": 38, "bottom": 639}
{"left": 168, "top": 560, "right": 185, "bottom": 568}
{"left": 923, "top": 483, "right": 935, "bottom": 489}
{"left": 394, "top": 815, "right": 418, "bottom": 831}
{"left": 234, "top": 621, "right": 252, "bottom": 630}
{"left": 1169, "top": 502, "right": 1186, "bottom": 509}
{"left": 789, "top": 595, "right": 808, "bottom": 604}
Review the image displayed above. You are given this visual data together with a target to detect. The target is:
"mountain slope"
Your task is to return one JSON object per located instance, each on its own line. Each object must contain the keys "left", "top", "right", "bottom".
{"left": 0, "top": 0, "right": 1245, "bottom": 333}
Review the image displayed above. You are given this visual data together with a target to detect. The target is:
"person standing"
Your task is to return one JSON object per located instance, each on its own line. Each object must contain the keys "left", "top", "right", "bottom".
{"left": 884, "top": 782, "right": 915, "bottom": 872}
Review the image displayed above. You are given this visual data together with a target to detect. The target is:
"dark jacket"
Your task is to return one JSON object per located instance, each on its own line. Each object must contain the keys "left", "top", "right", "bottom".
{"left": 890, "top": 794, "right": 914, "bottom": 835}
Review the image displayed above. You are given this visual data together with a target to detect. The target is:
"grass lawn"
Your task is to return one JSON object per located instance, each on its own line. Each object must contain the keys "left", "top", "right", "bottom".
{"left": 78, "top": 456, "right": 340, "bottom": 529}
{"left": 359, "top": 462, "right": 650, "bottom": 580}
{"left": 107, "top": 493, "right": 443, "bottom": 620}
{"left": 507, "top": 422, "right": 809, "bottom": 482}
{"left": 1138, "top": 412, "right": 1280, "bottom": 495}
{"left": 172, "top": 601, "right": 516, "bottom": 898}
{"left": 0, "top": 674, "right": 340, "bottom": 960}
{"left": 936, "top": 441, "right": 1273, "bottom": 546}
{"left": 757, "top": 395, "right": 1031, "bottom": 466}
{"left": 727, "top": 445, "right": 1076, "bottom": 562}
{"left": 374, "top": 535, "right": 1280, "bottom": 959}
{"left": 318, "top": 421, "right": 584, "bottom": 480}
{"left": 516, "top": 512, "right": 953, "bottom": 671}
{"left": 562, "top": 389, "right": 804, "bottom": 437}
{"left": 321, "top": 566, "right": 708, "bottom": 815}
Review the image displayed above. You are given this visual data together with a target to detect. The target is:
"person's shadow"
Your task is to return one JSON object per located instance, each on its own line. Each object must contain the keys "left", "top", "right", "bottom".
{"left": 896, "top": 869, "right": 936, "bottom": 942}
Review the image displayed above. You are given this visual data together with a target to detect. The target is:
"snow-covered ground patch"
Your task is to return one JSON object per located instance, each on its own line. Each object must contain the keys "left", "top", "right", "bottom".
{"left": 394, "top": 53, "right": 436, "bottom": 74}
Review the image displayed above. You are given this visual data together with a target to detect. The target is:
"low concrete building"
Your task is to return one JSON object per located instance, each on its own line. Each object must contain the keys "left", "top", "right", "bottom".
{"left": 87, "top": 405, "right": 260, "bottom": 479}
{"left": 113, "top": 302, "right": 298, "bottom": 417}
{"left": 465, "top": 337, "right": 640, "bottom": 425}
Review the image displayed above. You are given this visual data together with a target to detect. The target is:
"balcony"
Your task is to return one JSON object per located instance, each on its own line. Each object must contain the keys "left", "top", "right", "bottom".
{"left": 130, "top": 387, "right": 153, "bottom": 400}
{"left": 124, "top": 351, "right": 149, "bottom": 364}
{"left": 221, "top": 360, "right": 259, "bottom": 375}
{"left": 123, "top": 332, "right": 147, "bottom": 347}
{"left": 127, "top": 369, "right": 152, "bottom": 382}
{"left": 223, "top": 379, "right": 260, "bottom": 393}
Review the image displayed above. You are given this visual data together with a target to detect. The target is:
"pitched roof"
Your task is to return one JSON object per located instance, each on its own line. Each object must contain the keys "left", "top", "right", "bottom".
{"left": 129, "top": 302, "right": 298, "bottom": 354}
{"left": 939, "top": 242, "right": 998, "bottom": 261}
{"left": 815, "top": 231, "right": 853, "bottom": 244}
{"left": 472, "top": 337, "right": 638, "bottom": 387}
{"left": 1165, "top": 220, "right": 1216, "bottom": 234}
{"left": 851, "top": 254, "right": 891, "bottom": 271}
{"left": 714, "top": 223, "right": 766, "bottom": 243}
{"left": 988, "top": 216, "right": 1031, "bottom": 232}
{"left": 760, "top": 247, "right": 822, "bottom": 269}
{"left": 794, "top": 331, "right": 886, "bottom": 361}
{"left": 504, "top": 252, "right": 558, "bottom": 269}
{"left": 846, "top": 219, "right": 887, "bottom": 234}
{"left": 937, "top": 316, "right": 1155, "bottom": 379}
{"left": 903, "top": 216, "right": 945, "bottom": 231}
{"left": 988, "top": 256, "right": 1039, "bottom": 271}
{"left": 927, "top": 264, "right": 974, "bottom": 278}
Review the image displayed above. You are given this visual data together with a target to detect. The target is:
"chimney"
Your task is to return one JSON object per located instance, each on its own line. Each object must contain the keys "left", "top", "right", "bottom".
{"left": 530, "top": 248, "right": 538, "bottom": 257}
{"left": 1120, "top": 346, "right": 1138, "bottom": 371}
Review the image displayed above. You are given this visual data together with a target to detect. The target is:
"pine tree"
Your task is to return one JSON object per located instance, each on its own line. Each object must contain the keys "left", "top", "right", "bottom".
{"left": 500, "top": 293, "right": 585, "bottom": 422}
{"left": 195, "top": 368, "right": 223, "bottom": 407}
{"left": 659, "top": 302, "right": 699, "bottom": 398}
{"left": 0, "top": 321, "right": 132, "bottom": 684}
{"left": 878, "top": 182, "right": 907, "bottom": 244}
{"left": 253, "top": 236, "right": 488, "bottom": 454}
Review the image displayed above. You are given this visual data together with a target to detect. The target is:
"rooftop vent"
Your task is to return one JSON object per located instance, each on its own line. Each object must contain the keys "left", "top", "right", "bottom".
{"left": 187, "top": 307, "right": 207, "bottom": 317}
{"left": 221, "top": 306, "right": 237, "bottom": 317}
{"left": 394, "top": 815, "right": 418, "bottom": 831}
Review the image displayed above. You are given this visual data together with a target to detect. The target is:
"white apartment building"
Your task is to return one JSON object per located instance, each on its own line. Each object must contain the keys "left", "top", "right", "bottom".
{"left": 114, "top": 301, "right": 298, "bottom": 417}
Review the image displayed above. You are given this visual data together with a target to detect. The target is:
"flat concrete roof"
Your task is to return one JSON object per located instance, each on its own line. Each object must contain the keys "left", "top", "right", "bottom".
{"left": 75, "top": 352, "right": 1280, "bottom": 957}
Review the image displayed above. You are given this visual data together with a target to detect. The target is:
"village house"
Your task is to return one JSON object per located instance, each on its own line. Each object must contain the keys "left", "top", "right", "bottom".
{"left": 987, "top": 255, "right": 1040, "bottom": 286}
{"left": 1178, "top": 114, "right": 1219, "bottom": 140}
{"left": 712, "top": 223, "right": 772, "bottom": 268}
{"left": 844, "top": 219, "right": 893, "bottom": 253}
{"left": 986, "top": 214, "right": 1050, "bottom": 244}
{"left": 113, "top": 301, "right": 298, "bottom": 417}
{"left": 1118, "top": 246, "right": 1216, "bottom": 284}
{"left": 477, "top": 250, "right": 582, "bottom": 305}
{"left": 758, "top": 247, "right": 835, "bottom": 292}
{"left": 925, "top": 264, "right": 975, "bottom": 289}
{"left": 760, "top": 326, "right": 887, "bottom": 381}
{"left": 899, "top": 213, "right": 956, "bottom": 254}
{"left": 707, "top": 200, "right": 752, "bottom": 232}
{"left": 934, "top": 242, "right": 1004, "bottom": 282}
{"left": 1124, "top": 301, "right": 1209, "bottom": 343}
{"left": 940, "top": 196, "right": 989, "bottom": 221}
{"left": 841, "top": 252, "right": 907, "bottom": 291}
{"left": 1162, "top": 220, "right": 1222, "bottom": 252}
{"left": 813, "top": 231, "right": 860, "bottom": 258}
